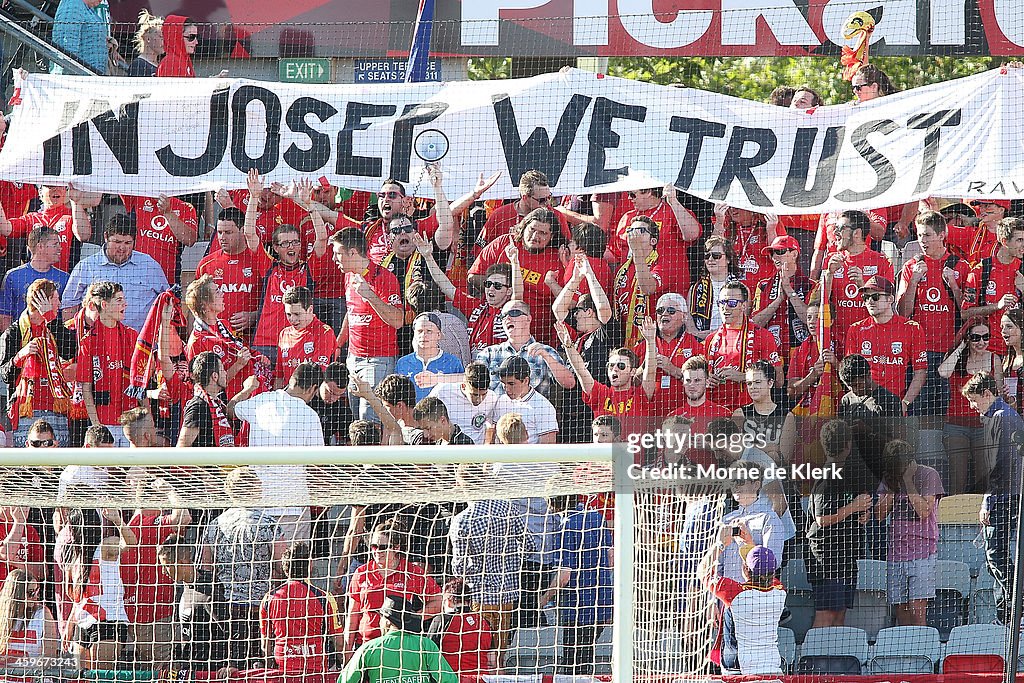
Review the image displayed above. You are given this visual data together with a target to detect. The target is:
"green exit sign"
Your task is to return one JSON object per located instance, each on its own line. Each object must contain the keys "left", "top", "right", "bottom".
{"left": 279, "top": 58, "right": 331, "bottom": 83}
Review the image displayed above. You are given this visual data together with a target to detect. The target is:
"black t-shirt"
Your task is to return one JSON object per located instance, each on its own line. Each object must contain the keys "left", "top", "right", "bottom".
{"left": 310, "top": 394, "right": 352, "bottom": 446}
{"left": 739, "top": 403, "right": 788, "bottom": 446}
{"left": 181, "top": 395, "right": 218, "bottom": 448}
{"left": 175, "top": 569, "right": 227, "bottom": 671}
{"left": 806, "top": 475, "right": 863, "bottom": 583}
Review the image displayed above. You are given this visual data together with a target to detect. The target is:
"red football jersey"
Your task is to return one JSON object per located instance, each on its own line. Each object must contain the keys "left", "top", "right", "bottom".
{"left": 345, "top": 261, "right": 402, "bottom": 358}
{"left": 560, "top": 255, "right": 613, "bottom": 301}
{"left": 583, "top": 382, "right": 654, "bottom": 440}
{"left": 846, "top": 315, "right": 927, "bottom": 397}
{"left": 260, "top": 579, "right": 342, "bottom": 672}
{"left": 347, "top": 557, "right": 440, "bottom": 645}
{"left": 121, "top": 511, "right": 177, "bottom": 623}
{"left": 946, "top": 225, "right": 998, "bottom": 268}
{"left": 0, "top": 181, "right": 37, "bottom": 256}
{"left": 898, "top": 252, "right": 970, "bottom": 353}
{"left": 276, "top": 319, "right": 336, "bottom": 382}
{"left": 10, "top": 204, "right": 75, "bottom": 271}
{"left": 632, "top": 333, "right": 703, "bottom": 417}
{"left": 0, "top": 520, "right": 43, "bottom": 584}
{"left": 729, "top": 224, "right": 774, "bottom": 291}
{"left": 703, "top": 323, "right": 781, "bottom": 410}
{"left": 608, "top": 202, "right": 693, "bottom": 269}
{"left": 76, "top": 321, "right": 137, "bottom": 425}
{"left": 121, "top": 195, "right": 198, "bottom": 282}
{"left": 308, "top": 248, "right": 345, "bottom": 299}
{"left": 195, "top": 247, "right": 272, "bottom": 333}
{"left": 479, "top": 201, "right": 571, "bottom": 245}
{"left": 435, "top": 610, "right": 493, "bottom": 675}
{"left": 963, "top": 256, "right": 1022, "bottom": 357}
{"left": 253, "top": 262, "right": 313, "bottom": 347}
{"left": 185, "top": 321, "right": 259, "bottom": 400}
{"left": 469, "top": 234, "right": 562, "bottom": 346}
{"left": 825, "top": 249, "right": 894, "bottom": 354}
{"left": 452, "top": 290, "right": 506, "bottom": 354}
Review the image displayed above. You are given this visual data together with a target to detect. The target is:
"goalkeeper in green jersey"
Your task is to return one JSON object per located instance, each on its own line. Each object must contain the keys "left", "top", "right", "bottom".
{"left": 338, "top": 595, "right": 458, "bottom": 683}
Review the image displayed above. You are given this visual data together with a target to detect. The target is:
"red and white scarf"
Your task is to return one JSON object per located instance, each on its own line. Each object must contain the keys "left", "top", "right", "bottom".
{"left": 7, "top": 313, "right": 73, "bottom": 430}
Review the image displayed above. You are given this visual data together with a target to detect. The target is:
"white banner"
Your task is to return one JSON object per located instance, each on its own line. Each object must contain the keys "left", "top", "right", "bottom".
{"left": 0, "top": 67, "right": 1022, "bottom": 214}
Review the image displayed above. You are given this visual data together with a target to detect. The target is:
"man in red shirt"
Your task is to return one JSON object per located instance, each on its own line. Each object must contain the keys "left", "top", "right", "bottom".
{"left": 819, "top": 210, "right": 895, "bottom": 356}
{"left": 468, "top": 208, "right": 563, "bottom": 346}
{"left": 963, "top": 217, "right": 1024, "bottom": 357}
{"left": 426, "top": 578, "right": 495, "bottom": 677}
{"left": 608, "top": 185, "right": 701, "bottom": 271}
{"left": 0, "top": 185, "right": 93, "bottom": 271}
{"left": 261, "top": 541, "right": 343, "bottom": 672}
{"left": 120, "top": 194, "right": 198, "bottom": 283}
{"left": 215, "top": 182, "right": 315, "bottom": 252}
{"left": 478, "top": 170, "right": 571, "bottom": 246}
{"left": 752, "top": 235, "right": 811, "bottom": 367}
{"left": 703, "top": 281, "right": 782, "bottom": 411}
{"left": 809, "top": 208, "right": 887, "bottom": 280}
{"left": 332, "top": 227, "right": 404, "bottom": 422}
{"left": 0, "top": 506, "right": 44, "bottom": 582}
{"left": 669, "top": 355, "right": 733, "bottom": 431}
{"left": 557, "top": 317, "right": 656, "bottom": 441}
{"left": 896, "top": 210, "right": 970, "bottom": 423}
{"left": 631, "top": 292, "right": 702, "bottom": 417}
{"left": 194, "top": 207, "right": 265, "bottom": 338}
{"left": 613, "top": 215, "right": 680, "bottom": 348}
{"left": 77, "top": 281, "right": 138, "bottom": 447}
{"left": 947, "top": 199, "right": 1009, "bottom": 268}
{"left": 846, "top": 276, "right": 927, "bottom": 415}
{"left": 276, "top": 286, "right": 336, "bottom": 388}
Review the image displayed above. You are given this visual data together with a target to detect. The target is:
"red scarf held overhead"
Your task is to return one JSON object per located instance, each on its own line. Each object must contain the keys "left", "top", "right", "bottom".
{"left": 195, "top": 384, "right": 235, "bottom": 447}
{"left": 126, "top": 290, "right": 185, "bottom": 400}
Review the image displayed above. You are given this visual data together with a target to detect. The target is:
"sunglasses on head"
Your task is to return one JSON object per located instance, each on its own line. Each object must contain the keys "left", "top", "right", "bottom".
{"left": 969, "top": 332, "right": 991, "bottom": 342}
{"left": 483, "top": 281, "right": 509, "bottom": 290}
{"left": 502, "top": 309, "right": 528, "bottom": 319}
{"left": 27, "top": 438, "right": 54, "bottom": 447}
{"left": 706, "top": 252, "right": 726, "bottom": 260}
{"left": 379, "top": 190, "right": 403, "bottom": 200}
{"left": 852, "top": 83, "right": 873, "bottom": 92}
{"left": 656, "top": 306, "right": 680, "bottom": 315}
{"left": 607, "top": 361, "right": 629, "bottom": 371}
{"left": 719, "top": 299, "right": 744, "bottom": 308}
{"left": 388, "top": 224, "right": 416, "bottom": 235}
{"left": 861, "top": 292, "right": 886, "bottom": 302}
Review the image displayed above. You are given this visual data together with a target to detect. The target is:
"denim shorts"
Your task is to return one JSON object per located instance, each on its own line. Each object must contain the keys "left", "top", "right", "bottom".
{"left": 887, "top": 555, "right": 937, "bottom": 604}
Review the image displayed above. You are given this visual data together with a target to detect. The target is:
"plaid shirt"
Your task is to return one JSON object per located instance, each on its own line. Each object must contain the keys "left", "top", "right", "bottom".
{"left": 450, "top": 499, "right": 532, "bottom": 604}
{"left": 475, "top": 336, "right": 565, "bottom": 398}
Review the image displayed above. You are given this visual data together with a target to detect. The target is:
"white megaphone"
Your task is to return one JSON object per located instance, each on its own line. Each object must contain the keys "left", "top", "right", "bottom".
{"left": 413, "top": 129, "right": 449, "bottom": 163}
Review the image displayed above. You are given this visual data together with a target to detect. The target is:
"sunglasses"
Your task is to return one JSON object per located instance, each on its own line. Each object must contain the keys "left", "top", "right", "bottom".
{"left": 27, "top": 438, "right": 54, "bottom": 447}
{"left": 501, "top": 309, "right": 529, "bottom": 319}
{"left": 379, "top": 190, "right": 404, "bottom": 200}
{"left": 483, "top": 281, "right": 509, "bottom": 290}
{"left": 627, "top": 191, "right": 648, "bottom": 199}
{"left": 852, "top": 83, "right": 873, "bottom": 92}
{"left": 388, "top": 224, "right": 416, "bottom": 235}
{"left": 969, "top": 333, "right": 991, "bottom": 342}
{"left": 706, "top": 252, "right": 726, "bottom": 260}
{"left": 719, "top": 299, "right": 744, "bottom": 308}
{"left": 531, "top": 196, "right": 551, "bottom": 205}
{"left": 369, "top": 543, "right": 396, "bottom": 551}
{"left": 275, "top": 239, "right": 301, "bottom": 248}
{"left": 183, "top": 34, "right": 198, "bottom": 42}
{"left": 861, "top": 292, "right": 887, "bottom": 302}
{"left": 626, "top": 226, "right": 652, "bottom": 235}
{"left": 769, "top": 249, "right": 793, "bottom": 256}
{"left": 607, "top": 361, "right": 629, "bottom": 371}
{"left": 656, "top": 307, "right": 681, "bottom": 315}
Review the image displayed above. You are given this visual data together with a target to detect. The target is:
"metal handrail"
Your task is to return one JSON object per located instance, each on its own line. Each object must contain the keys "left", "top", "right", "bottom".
{"left": 0, "top": 11, "right": 97, "bottom": 75}
{"left": 4, "top": 0, "right": 52, "bottom": 24}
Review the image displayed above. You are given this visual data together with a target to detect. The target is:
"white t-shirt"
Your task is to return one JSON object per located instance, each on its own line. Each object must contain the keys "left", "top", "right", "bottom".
{"left": 58, "top": 465, "right": 111, "bottom": 501}
{"left": 429, "top": 383, "right": 503, "bottom": 445}
{"left": 495, "top": 389, "right": 558, "bottom": 443}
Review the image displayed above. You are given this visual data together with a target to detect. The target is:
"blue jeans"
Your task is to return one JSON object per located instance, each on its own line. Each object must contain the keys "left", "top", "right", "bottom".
{"left": 984, "top": 495, "right": 1018, "bottom": 624}
{"left": 345, "top": 355, "right": 396, "bottom": 423}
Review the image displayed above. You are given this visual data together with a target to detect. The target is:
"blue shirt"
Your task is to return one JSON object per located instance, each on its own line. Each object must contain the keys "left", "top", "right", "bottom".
{"left": 0, "top": 264, "right": 69, "bottom": 319}
{"left": 550, "top": 506, "right": 614, "bottom": 625}
{"left": 395, "top": 351, "right": 464, "bottom": 402}
{"left": 63, "top": 249, "right": 169, "bottom": 331}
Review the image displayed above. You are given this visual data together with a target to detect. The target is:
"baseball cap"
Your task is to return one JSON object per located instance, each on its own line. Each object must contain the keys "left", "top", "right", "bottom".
{"left": 858, "top": 276, "right": 895, "bottom": 297}
{"left": 498, "top": 355, "right": 531, "bottom": 381}
{"left": 966, "top": 198, "right": 1011, "bottom": 213}
{"left": 761, "top": 235, "right": 800, "bottom": 255}
{"left": 744, "top": 545, "right": 778, "bottom": 576}
{"left": 378, "top": 594, "right": 423, "bottom": 632}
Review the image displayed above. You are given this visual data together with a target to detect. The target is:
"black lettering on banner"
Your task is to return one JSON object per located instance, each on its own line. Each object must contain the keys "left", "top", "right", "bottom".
{"left": 390, "top": 102, "right": 449, "bottom": 182}
{"left": 42, "top": 121, "right": 90, "bottom": 175}
{"left": 492, "top": 93, "right": 592, "bottom": 186}
{"left": 781, "top": 126, "right": 846, "bottom": 208}
{"left": 42, "top": 101, "right": 79, "bottom": 175}
{"left": 711, "top": 126, "right": 777, "bottom": 207}
{"left": 835, "top": 119, "right": 899, "bottom": 202}
{"left": 336, "top": 102, "right": 397, "bottom": 177}
{"left": 284, "top": 97, "right": 338, "bottom": 173}
{"left": 230, "top": 86, "right": 282, "bottom": 174}
{"left": 584, "top": 97, "right": 646, "bottom": 186}
{"left": 907, "top": 109, "right": 962, "bottom": 194}
{"left": 668, "top": 117, "right": 727, "bottom": 190}
{"left": 156, "top": 86, "right": 230, "bottom": 177}
{"left": 92, "top": 102, "right": 141, "bottom": 175}
{"left": 42, "top": 98, "right": 145, "bottom": 176}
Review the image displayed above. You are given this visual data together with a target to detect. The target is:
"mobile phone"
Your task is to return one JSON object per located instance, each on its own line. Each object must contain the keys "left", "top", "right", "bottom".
{"left": 732, "top": 526, "right": 741, "bottom": 537}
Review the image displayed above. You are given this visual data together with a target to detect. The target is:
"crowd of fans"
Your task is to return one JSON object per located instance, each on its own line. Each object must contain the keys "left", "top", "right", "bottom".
{"left": 5, "top": 11, "right": 1024, "bottom": 677}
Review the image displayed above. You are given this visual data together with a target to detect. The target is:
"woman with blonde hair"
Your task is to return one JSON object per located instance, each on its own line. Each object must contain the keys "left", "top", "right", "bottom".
{"left": 128, "top": 9, "right": 164, "bottom": 76}
{"left": 0, "top": 569, "right": 58, "bottom": 664}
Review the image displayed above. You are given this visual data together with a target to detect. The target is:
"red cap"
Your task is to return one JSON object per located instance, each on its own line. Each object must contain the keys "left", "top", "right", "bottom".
{"left": 761, "top": 235, "right": 801, "bottom": 255}
{"left": 966, "top": 198, "right": 1011, "bottom": 214}
{"left": 858, "top": 276, "right": 895, "bottom": 296}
